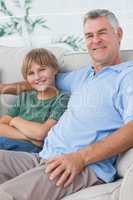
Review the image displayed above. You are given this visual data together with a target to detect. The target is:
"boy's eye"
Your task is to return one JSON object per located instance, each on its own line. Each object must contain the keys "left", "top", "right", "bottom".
{"left": 27, "top": 71, "right": 34, "bottom": 75}
{"left": 39, "top": 68, "right": 46, "bottom": 71}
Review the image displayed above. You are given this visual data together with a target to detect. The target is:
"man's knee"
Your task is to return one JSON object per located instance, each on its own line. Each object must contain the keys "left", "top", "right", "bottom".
{"left": 0, "top": 188, "right": 13, "bottom": 200}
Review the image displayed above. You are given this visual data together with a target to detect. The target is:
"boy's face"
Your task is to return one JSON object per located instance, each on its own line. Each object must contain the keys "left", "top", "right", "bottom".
{"left": 26, "top": 62, "right": 57, "bottom": 91}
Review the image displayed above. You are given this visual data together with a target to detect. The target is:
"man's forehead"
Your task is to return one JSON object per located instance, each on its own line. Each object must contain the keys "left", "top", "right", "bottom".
{"left": 84, "top": 18, "right": 112, "bottom": 34}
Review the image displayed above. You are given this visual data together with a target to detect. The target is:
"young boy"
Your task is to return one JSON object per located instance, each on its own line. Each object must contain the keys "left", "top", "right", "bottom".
{"left": 0, "top": 48, "right": 69, "bottom": 152}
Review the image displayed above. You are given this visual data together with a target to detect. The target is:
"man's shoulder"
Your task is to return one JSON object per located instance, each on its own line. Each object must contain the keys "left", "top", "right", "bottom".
{"left": 117, "top": 61, "right": 133, "bottom": 80}
{"left": 112, "top": 60, "right": 133, "bottom": 72}
{"left": 59, "top": 64, "right": 92, "bottom": 76}
{"left": 114, "top": 62, "right": 133, "bottom": 92}
{"left": 55, "top": 91, "right": 70, "bottom": 102}
{"left": 71, "top": 64, "right": 92, "bottom": 74}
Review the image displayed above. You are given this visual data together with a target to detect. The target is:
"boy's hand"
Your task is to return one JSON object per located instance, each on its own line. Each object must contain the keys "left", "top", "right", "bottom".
{"left": 9, "top": 116, "right": 20, "bottom": 127}
{"left": 0, "top": 115, "right": 13, "bottom": 125}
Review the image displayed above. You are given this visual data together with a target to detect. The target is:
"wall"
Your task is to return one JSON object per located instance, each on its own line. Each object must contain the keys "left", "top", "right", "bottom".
{"left": 0, "top": 0, "right": 133, "bottom": 50}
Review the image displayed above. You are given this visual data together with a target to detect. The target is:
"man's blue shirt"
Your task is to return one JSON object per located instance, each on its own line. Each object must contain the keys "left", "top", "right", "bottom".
{"left": 39, "top": 61, "right": 133, "bottom": 182}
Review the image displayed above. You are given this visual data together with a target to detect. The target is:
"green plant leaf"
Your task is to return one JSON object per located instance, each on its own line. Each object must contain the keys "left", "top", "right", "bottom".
{"left": 13, "top": 0, "right": 21, "bottom": 8}
{"left": 52, "top": 35, "right": 86, "bottom": 51}
{"left": 0, "top": 0, "right": 13, "bottom": 16}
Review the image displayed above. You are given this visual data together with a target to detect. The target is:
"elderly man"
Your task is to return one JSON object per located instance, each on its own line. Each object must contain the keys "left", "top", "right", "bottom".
{"left": 0, "top": 9, "right": 133, "bottom": 200}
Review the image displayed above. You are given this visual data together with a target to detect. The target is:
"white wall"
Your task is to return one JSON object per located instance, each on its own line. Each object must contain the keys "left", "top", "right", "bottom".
{"left": 0, "top": 0, "right": 133, "bottom": 50}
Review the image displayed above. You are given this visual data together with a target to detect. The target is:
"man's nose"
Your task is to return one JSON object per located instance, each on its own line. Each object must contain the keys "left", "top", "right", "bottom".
{"left": 92, "top": 34, "right": 101, "bottom": 43}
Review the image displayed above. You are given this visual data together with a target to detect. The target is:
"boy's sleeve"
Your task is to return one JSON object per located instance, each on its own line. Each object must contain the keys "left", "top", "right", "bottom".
{"left": 6, "top": 95, "right": 21, "bottom": 117}
{"left": 49, "top": 93, "right": 70, "bottom": 121}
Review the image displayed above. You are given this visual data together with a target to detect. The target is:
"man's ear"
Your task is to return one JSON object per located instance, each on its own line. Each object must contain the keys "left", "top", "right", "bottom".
{"left": 117, "top": 27, "right": 123, "bottom": 44}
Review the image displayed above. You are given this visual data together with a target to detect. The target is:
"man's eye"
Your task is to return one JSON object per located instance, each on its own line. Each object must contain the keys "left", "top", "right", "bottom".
{"left": 86, "top": 35, "right": 93, "bottom": 39}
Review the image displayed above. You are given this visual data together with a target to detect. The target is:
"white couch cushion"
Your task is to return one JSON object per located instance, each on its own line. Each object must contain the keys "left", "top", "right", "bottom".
{"left": 0, "top": 45, "right": 69, "bottom": 83}
{"left": 117, "top": 148, "right": 133, "bottom": 177}
{"left": 62, "top": 49, "right": 133, "bottom": 71}
{"left": 0, "top": 47, "right": 133, "bottom": 115}
{"left": 62, "top": 180, "right": 121, "bottom": 200}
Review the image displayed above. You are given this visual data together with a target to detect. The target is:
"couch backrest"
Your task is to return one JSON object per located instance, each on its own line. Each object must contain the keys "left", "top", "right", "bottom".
{"left": 0, "top": 46, "right": 133, "bottom": 83}
{"left": 63, "top": 50, "right": 133, "bottom": 71}
{"left": 0, "top": 45, "right": 69, "bottom": 83}
{"left": 0, "top": 46, "right": 133, "bottom": 115}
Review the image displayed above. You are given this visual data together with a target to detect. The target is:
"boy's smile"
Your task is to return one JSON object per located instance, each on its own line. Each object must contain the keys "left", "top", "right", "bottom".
{"left": 27, "top": 62, "right": 57, "bottom": 92}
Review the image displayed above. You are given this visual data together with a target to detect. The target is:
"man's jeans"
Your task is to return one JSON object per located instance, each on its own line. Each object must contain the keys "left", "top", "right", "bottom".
{"left": 0, "top": 136, "right": 41, "bottom": 153}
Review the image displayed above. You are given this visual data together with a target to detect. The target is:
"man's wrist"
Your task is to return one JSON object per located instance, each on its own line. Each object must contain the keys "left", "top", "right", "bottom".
{"left": 78, "top": 150, "right": 88, "bottom": 166}
{"left": 0, "top": 81, "right": 32, "bottom": 95}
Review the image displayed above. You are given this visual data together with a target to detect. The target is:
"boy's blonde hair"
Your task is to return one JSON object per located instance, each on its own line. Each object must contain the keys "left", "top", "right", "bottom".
{"left": 22, "top": 48, "right": 60, "bottom": 79}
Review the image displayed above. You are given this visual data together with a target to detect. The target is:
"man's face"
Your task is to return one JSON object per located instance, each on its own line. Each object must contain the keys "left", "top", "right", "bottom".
{"left": 84, "top": 16, "right": 123, "bottom": 67}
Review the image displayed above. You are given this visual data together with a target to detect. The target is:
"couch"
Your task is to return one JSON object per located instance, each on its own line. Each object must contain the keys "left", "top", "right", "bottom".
{"left": 0, "top": 45, "right": 133, "bottom": 200}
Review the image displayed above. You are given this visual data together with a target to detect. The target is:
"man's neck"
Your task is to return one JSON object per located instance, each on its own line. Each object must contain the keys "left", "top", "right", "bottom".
{"left": 93, "top": 60, "right": 121, "bottom": 73}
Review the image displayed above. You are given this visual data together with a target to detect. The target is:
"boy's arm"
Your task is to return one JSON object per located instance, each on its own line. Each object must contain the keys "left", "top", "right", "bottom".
{"left": 0, "top": 115, "right": 13, "bottom": 124}
{"left": 0, "top": 122, "right": 42, "bottom": 147}
{"left": 0, "top": 122, "right": 31, "bottom": 140}
{"left": 10, "top": 117, "right": 57, "bottom": 141}
{"left": 0, "top": 81, "right": 32, "bottom": 95}
{"left": 10, "top": 93, "right": 69, "bottom": 141}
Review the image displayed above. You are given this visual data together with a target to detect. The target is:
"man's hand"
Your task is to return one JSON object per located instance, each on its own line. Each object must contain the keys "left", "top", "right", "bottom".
{"left": 45, "top": 152, "right": 85, "bottom": 187}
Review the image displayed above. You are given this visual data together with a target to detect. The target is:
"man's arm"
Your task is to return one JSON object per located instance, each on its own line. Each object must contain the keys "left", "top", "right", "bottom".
{"left": 80, "top": 121, "right": 133, "bottom": 165}
{"left": 10, "top": 116, "right": 57, "bottom": 141}
{"left": 0, "top": 81, "right": 32, "bottom": 95}
{"left": 45, "top": 121, "right": 133, "bottom": 187}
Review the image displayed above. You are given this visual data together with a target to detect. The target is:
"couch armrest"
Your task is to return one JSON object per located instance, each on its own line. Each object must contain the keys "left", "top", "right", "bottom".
{"left": 117, "top": 148, "right": 133, "bottom": 177}
{"left": 119, "top": 163, "right": 133, "bottom": 200}
{"left": 0, "top": 94, "right": 17, "bottom": 115}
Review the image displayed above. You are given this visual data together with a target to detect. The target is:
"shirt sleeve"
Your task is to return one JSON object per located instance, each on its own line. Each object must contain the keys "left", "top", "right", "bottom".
{"left": 48, "top": 92, "right": 70, "bottom": 121}
{"left": 56, "top": 66, "right": 91, "bottom": 92}
{"left": 6, "top": 95, "right": 21, "bottom": 117}
{"left": 56, "top": 71, "right": 76, "bottom": 92}
{"left": 117, "top": 70, "right": 133, "bottom": 124}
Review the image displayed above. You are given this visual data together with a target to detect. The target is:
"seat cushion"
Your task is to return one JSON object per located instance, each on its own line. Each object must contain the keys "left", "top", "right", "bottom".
{"left": 117, "top": 148, "right": 133, "bottom": 177}
{"left": 62, "top": 180, "right": 121, "bottom": 200}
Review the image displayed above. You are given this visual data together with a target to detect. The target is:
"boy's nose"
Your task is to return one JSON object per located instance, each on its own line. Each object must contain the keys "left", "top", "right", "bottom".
{"left": 34, "top": 72, "right": 40, "bottom": 80}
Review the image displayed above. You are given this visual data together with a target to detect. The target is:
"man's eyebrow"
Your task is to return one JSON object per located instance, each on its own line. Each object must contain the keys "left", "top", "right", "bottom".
{"left": 97, "top": 28, "right": 108, "bottom": 33}
{"left": 85, "top": 28, "right": 108, "bottom": 36}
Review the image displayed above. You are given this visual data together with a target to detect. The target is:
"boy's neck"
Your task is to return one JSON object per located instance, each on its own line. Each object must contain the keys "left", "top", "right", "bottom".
{"left": 37, "top": 87, "right": 59, "bottom": 100}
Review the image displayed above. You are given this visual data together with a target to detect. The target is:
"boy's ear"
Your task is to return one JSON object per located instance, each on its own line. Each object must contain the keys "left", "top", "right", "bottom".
{"left": 53, "top": 68, "right": 59, "bottom": 75}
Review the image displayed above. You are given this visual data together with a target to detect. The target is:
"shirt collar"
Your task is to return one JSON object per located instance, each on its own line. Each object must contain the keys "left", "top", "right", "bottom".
{"left": 109, "top": 60, "right": 133, "bottom": 72}
{"left": 90, "top": 60, "right": 133, "bottom": 74}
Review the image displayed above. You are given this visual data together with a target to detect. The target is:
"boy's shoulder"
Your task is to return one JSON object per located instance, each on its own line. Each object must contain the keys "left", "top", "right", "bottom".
{"left": 19, "top": 91, "right": 37, "bottom": 101}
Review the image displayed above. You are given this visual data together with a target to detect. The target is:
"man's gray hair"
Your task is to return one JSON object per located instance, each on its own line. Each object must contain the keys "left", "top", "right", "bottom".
{"left": 84, "top": 9, "right": 120, "bottom": 30}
